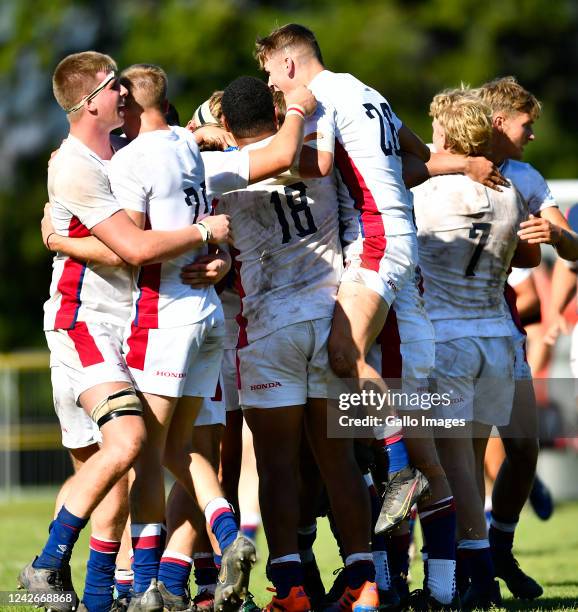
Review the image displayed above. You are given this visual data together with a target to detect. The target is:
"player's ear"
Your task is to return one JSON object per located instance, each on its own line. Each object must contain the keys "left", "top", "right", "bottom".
{"left": 493, "top": 113, "right": 506, "bottom": 131}
{"left": 221, "top": 114, "right": 231, "bottom": 132}
{"left": 285, "top": 56, "right": 295, "bottom": 78}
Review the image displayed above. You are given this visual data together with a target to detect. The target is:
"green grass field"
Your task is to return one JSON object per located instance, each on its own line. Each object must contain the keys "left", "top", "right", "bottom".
{"left": 1, "top": 494, "right": 577, "bottom": 611}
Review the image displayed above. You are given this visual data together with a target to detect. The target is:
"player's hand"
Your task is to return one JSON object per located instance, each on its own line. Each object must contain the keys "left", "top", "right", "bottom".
{"left": 41, "top": 202, "right": 57, "bottom": 249}
{"left": 202, "top": 214, "right": 232, "bottom": 244}
{"left": 465, "top": 157, "right": 508, "bottom": 191}
{"left": 188, "top": 124, "right": 237, "bottom": 150}
{"left": 518, "top": 214, "right": 562, "bottom": 245}
{"left": 180, "top": 252, "right": 232, "bottom": 287}
{"left": 543, "top": 313, "right": 570, "bottom": 346}
{"left": 285, "top": 86, "right": 317, "bottom": 116}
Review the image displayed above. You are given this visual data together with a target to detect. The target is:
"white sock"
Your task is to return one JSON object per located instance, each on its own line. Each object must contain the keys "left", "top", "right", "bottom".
{"left": 427, "top": 558, "right": 456, "bottom": 605}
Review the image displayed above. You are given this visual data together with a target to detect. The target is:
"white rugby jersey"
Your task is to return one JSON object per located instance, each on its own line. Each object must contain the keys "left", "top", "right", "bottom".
{"left": 500, "top": 159, "right": 556, "bottom": 215}
{"left": 44, "top": 135, "right": 133, "bottom": 331}
{"left": 203, "top": 137, "right": 343, "bottom": 343}
{"left": 307, "top": 70, "right": 414, "bottom": 237}
{"left": 413, "top": 175, "right": 527, "bottom": 342}
{"left": 108, "top": 126, "right": 220, "bottom": 329}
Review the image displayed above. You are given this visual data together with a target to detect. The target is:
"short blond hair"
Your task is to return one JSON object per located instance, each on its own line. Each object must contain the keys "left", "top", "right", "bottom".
{"left": 255, "top": 23, "right": 323, "bottom": 69}
{"left": 429, "top": 86, "right": 473, "bottom": 119}
{"left": 478, "top": 76, "right": 541, "bottom": 120}
{"left": 53, "top": 51, "right": 117, "bottom": 115}
{"left": 120, "top": 64, "right": 167, "bottom": 110}
{"left": 436, "top": 97, "right": 493, "bottom": 157}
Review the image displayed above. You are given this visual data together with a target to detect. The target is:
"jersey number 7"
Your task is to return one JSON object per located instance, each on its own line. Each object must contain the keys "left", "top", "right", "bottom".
{"left": 465, "top": 222, "right": 491, "bottom": 277}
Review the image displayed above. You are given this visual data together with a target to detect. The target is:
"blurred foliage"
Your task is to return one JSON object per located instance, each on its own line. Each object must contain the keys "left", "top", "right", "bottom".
{"left": 1, "top": 0, "right": 577, "bottom": 349}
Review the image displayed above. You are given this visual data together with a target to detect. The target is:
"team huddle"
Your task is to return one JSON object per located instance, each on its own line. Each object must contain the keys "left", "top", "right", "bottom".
{"left": 19, "top": 22, "right": 578, "bottom": 612}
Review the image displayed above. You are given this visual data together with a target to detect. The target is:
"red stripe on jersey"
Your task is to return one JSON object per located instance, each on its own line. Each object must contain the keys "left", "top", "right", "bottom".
{"left": 53, "top": 216, "right": 91, "bottom": 329}
{"left": 377, "top": 308, "right": 402, "bottom": 380}
{"left": 504, "top": 282, "right": 526, "bottom": 336}
{"left": 125, "top": 324, "right": 150, "bottom": 371}
{"left": 232, "top": 248, "right": 248, "bottom": 390}
{"left": 133, "top": 216, "right": 161, "bottom": 328}
{"left": 334, "top": 141, "right": 387, "bottom": 269}
{"left": 67, "top": 321, "right": 105, "bottom": 367}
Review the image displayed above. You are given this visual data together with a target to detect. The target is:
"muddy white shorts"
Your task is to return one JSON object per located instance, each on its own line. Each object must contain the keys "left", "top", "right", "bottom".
{"left": 341, "top": 232, "right": 417, "bottom": 306}
{"left": 51, "top": 363, "right": 102, "bottom": 449}
{"left": 124, "top": 310, "right": 224, "bottom": 398}
{"left": 45, "top": 321, "right": 132, "bottom": 403}
{"left": 239, "top": 318, "right": 336, "bottom": 408}
{"left": 432, "top": 336, "right": 515, "bottom": 426}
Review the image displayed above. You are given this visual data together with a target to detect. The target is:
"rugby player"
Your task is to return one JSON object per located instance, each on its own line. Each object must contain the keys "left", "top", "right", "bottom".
{"left": 414, "top": 93, "right": 540, "bottom": 609}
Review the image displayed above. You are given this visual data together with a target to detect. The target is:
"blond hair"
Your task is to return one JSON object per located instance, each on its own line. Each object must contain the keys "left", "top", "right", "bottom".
{"left": 53, "top": 51, "right": 117, "bottom": 116}
{"left": 120, "top": 64, "right": 167, "bottom": 110}
{"left": 255, "top": 23, "right": 323, "bottom": 69}
{"left": 436, "top": 97, "right": 493, "bottom": 157}
{"left": 429, "top": 86, "right": 473, "bottom": 119}
{"left": 478, "top": 76, "right": 541, "bottom": 120}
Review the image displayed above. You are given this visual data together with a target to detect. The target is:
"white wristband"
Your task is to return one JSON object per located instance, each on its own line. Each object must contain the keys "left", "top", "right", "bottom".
{"left": 286, "top": 104, "right": 306, "bottom": 118}
{"left": 194, "top": 222, "right": 209, "bottom": 243}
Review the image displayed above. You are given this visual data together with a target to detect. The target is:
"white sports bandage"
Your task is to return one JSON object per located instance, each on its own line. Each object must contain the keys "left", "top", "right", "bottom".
{"left": 285, "top": 104, "right": 306, "bottom": 119}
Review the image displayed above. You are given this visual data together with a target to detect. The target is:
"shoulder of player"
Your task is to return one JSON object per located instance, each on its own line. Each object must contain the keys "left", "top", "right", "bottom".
{"left": 503, "top": 159, "right": 546, "bottom": 183}
{"left": 50, "top": 149, "right": 106, "bottom": 191}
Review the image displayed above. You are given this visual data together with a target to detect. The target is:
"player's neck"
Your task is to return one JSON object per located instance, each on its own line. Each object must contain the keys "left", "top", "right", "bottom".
{"left": 138, "top": 109, "right": 170, "bottom": 134}
{"left": 235, "top": 128, "right": 277, "bottom": 149}
{"left": 69, "top": 120, "right": 115, "bottom": 160}
{"left": 300, "top": 60, "right": 325, "bottom": 86}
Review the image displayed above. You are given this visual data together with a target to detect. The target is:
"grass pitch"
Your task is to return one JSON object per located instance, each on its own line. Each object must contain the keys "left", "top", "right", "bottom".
{"left": 1, "top": 494, "right": 577, "bottom": 611}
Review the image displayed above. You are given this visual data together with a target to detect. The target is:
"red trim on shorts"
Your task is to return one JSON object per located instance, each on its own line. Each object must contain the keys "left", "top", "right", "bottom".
{"left": 54, "top": 216, "right": 91, "bottom": 329}
{"left": 67, "top": 321, "right": 105, "bottom": 367}
{"left": 377, "top": 308, "right": 402, "bottom": 380}
{"left": 125, "top": 324, "right": 150, "bottom": 371}
{"left": 504, "top": 282, "right": 527, "bottom": 336}
{"left": 212, "top": 379, "right": 223, "bottom": 402}
{"left": 334, "top": 140, "right": 387, "bottom": 272}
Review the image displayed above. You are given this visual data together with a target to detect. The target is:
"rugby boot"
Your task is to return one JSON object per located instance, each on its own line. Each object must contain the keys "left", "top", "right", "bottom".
{"left": 17, "top": 559, "right": 78, "bottom": 612}
{"left": 529, "top": 476, "right": 554, "bottom": 521}
{"left": 214, "top": 535, "right": 256, "bottom": 611}
{"left": 375, "top": 468, "right": 430, "bottom": 534}
{"left": 461, "top": 580, "right": 501, "bottom": 610}
{"left": 193, "top": 586, "right": 215, "bottom": 612}
{"left": 492, "top": 550, "right": 543, "bottom": 600}
{"left": 406, "top": 587, "right": 460, "bottom": 611}
{"left": 127, "top": 578, "right": 163, "bottom": 612}
{"left": 326, "top": 581, "right": 379, "bottom": 612}
{"left": 157, "top": 580, "right": 193, "bottom": 611}
{"left": 262, "top": 585, "right": 311, "bottom": 612}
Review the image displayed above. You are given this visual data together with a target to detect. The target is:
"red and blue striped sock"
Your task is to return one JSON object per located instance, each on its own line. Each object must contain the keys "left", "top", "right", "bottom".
{"left": 34, "top": 506, "right": 88, "bottom": 569}
{"left": 131, "top": 523, "right": 163, "bottom": 594}
{"left": 193, "top": 553, "right": 218, "bottom": 589}
{"left": 204, "top": 498, "right": 238, "bottom": 553}
{"left": 114, "top": 568, "right": 133, "bottom": 599}
{"left": 382, "top": 435, "right": 410, "bottom": 474}
{"left": 82, "top": 536, "right": 119, "bottom": 612}
{"left": 158, "top": 551, "right": 192, "bottom": 597}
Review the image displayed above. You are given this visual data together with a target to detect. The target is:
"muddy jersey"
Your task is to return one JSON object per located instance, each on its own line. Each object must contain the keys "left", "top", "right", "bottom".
{"left": 44, "top": 135, "right": 133, "bottom": 331}
{"left": 108, "top": 126, "right": 220, "bottom": 329}
{"left": 413, "top": 174, "right": 527, "bottom": 341}
{"left": 307, "top": 70, "right": 414, "bottom": 237}
{"left": 203, "top": 137, "right": 343, "bottom": 342}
